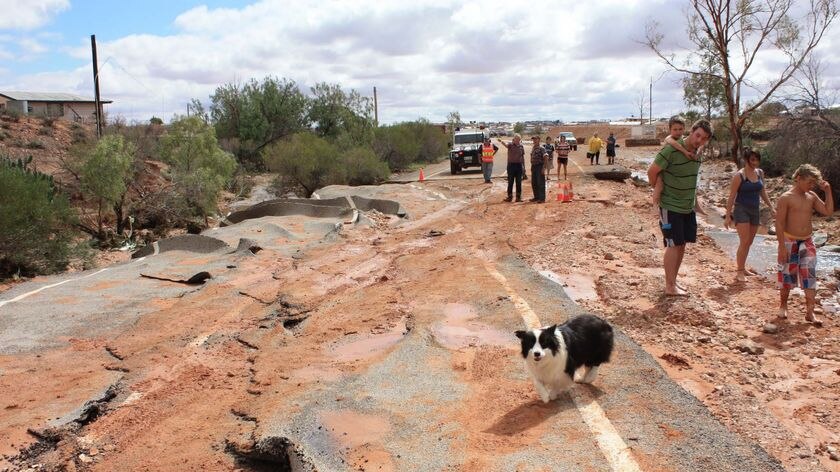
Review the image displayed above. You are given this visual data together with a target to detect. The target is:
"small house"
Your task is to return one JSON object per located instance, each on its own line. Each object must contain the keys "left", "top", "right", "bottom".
{"left": 0, "top": 91, "right": 112, "bottom": 122}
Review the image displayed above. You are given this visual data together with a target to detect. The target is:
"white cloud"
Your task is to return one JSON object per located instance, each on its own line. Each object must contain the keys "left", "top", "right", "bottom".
{"left": 0, "top": 0, "right": 69, "bottom": 30}
{"left": 3, "top": 0, "right": 840, "bottom": 124}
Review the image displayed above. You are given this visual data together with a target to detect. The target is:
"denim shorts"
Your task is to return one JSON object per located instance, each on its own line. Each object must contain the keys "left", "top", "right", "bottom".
{"left": 733, "top": 203, "right": 760, "bottom": 225}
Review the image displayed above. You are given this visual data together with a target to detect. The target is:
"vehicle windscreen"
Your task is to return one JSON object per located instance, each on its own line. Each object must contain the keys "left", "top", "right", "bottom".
{"left": 454, "top": 134, "right": 484, "bottom": 144}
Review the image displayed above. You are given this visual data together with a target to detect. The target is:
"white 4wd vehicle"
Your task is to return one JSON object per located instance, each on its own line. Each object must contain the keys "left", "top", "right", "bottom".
{"left": 557, "top": 131, "right": 578, "bottom": 151}
{"left": 448, "top": 129, "right": 489, "bottom": 174}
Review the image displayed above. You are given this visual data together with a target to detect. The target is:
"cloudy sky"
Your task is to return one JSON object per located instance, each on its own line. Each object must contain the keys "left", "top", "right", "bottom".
{"left": 1, "top": 0, "right": 839, "bottom": 124}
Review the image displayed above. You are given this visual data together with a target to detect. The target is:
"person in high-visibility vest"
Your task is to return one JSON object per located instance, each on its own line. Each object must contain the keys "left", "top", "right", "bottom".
{"left": 481, "top": 137, "right": 499, "bottom": 184}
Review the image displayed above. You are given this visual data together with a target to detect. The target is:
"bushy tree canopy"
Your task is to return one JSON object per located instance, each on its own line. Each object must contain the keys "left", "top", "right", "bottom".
{"left": 160, "top": 116, "right": 237, "bottom": 217}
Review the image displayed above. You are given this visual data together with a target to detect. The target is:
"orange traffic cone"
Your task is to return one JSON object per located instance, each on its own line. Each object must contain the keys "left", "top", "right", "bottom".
{"left": 567, "top": 181, "right": 574, "bottom": 200}
{"left": 419, "top": 168, "right": 425, "bottom": 182}
{"left": 558, "top": 182, "right": 572, "bottom": 202}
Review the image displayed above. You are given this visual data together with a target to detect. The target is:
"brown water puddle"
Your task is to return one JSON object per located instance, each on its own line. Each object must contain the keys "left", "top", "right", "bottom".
{"left": 318, "top": 410, "right": 395, "bottom": 471}
{"left": 327, "top": 319, "right": 407, "bottom": 362}
{"left": 430, "top": 303, "right": 511, "bottom": 350}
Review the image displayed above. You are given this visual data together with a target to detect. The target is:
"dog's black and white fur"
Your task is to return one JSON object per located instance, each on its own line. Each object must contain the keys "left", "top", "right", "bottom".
{"left": 515, "top": 314, "right": 614, "bottom": 403}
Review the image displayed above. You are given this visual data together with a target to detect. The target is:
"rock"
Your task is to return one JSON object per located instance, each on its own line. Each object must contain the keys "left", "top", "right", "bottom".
{"left": 584, "top": 232, "right": 596, "bottom": 239}
{"left": 762, "top": 323, "right": 779, "bottom": 335}
{"left": 830, "top": 451, "right": 840, "bottom": 461}
{"left": 736, "top": 339, "right": 765, "bottom": 355}
{"left": 593, "top": 167, "right": 632, "bottom": 181}
{"left": 813, "top": 232, "right": 828, "bottom": 247}
{"left": 698, "top": 336, "right": 712, "bottom": 344}
{"left": 822, "top": 245, "right": 840, "bottom": 253}
{"left": 724, "top": 163, "right": 735, "bottom": 172}
{"left": 89, "top": 447, "right": 99, "bottom": 456}
{"left": 767, "top": 227, "right": 777, "bottom": 235}
{"left": 78, "top": 454, "right": 93, "bottom": 464}
{"left": 604, "top": 253, "right": 615, "bottom": 260}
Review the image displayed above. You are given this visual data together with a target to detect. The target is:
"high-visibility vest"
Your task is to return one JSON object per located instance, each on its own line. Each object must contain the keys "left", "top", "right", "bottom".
{"left": 481, "top": 144, "right": 495, "bottom": 163}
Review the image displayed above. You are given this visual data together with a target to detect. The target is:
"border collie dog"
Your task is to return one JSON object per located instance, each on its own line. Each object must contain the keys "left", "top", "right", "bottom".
{"left": 515, "top": 314, "right": 614, "bottom": 403}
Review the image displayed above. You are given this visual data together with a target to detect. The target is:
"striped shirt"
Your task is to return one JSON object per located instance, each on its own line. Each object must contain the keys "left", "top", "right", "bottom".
{"left": 556, "top": 142, "right": 571, "bottom": 157}
{"left": 654, "top": 140, "right": 701, "bottom": 214}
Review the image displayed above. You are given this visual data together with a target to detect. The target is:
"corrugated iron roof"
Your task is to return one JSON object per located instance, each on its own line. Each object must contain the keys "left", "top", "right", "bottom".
{"left": 0, "top": 91, "right": 112, "bottom": 103}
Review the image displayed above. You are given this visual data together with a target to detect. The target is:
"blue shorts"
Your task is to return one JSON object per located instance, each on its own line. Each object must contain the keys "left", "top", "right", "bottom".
{"left": 659, "top": 208, "right": 697, "bottom": 247}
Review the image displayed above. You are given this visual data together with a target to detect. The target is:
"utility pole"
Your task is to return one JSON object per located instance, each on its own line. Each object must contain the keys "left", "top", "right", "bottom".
{"left": 373, "top": 86, "right": 379, "bottom": 127}
{"left": 90, "top": 35, "right": 103, "bottom": 138}
{"left": 649, "top": 78, "right": 653, "bottom": 124}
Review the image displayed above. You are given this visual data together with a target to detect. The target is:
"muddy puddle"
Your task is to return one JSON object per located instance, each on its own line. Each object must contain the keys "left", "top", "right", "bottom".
{"left": 539, "top": 270, "right": 598, "bottom": 301}
{"left": 430, "top": 303, "right": 511, "bottom": 349}
{"left": 328, "top": 319, "right": 407, "bottom": 362}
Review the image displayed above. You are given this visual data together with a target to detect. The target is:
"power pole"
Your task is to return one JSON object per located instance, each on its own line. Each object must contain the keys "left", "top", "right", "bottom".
{"left": 373, "top": 86, "right": 379, "bottom": 127}
{"left": 90, "top": 34, "right": 103, "bottom": 138}
{"left": 649, "top": 78, "right": 653, "bottom": 124}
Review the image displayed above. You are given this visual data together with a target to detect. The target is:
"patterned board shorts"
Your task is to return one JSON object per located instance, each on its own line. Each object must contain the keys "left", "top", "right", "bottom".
{"left": 777, "top": 238, "right": 817, "bottom": 290}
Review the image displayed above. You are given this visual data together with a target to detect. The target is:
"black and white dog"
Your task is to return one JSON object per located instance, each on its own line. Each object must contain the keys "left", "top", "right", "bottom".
{"left": 515, "top": 314, "right": 614, "bottom": 403}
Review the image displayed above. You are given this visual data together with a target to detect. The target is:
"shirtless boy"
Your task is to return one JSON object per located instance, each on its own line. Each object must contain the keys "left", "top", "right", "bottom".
{"left": 775, "top": 164, "right": 834, "bottom": 325}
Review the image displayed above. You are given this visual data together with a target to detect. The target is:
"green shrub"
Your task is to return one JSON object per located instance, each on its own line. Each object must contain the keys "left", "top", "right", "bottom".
{"left": 149, "top": 116, "right": 164, "bottom": 125}
{"left": 334, "top": 147, "right": 389, "bottom": 186}
{"left": 160, "top": 115, "right": 236, "bottom": 217}
{"left": 26, "top": 140, "right": 45, "bottom": 149}
{"left": 38, "top": 126, "right": 52, "bottom": 136}
{"left": 0, "top": 158, "right": 77, "bottom": 278}
{"left": 264, "top": 134, "right": 390, "bottom": 196}
{"left": 72, "top": 128, "right": 89, "bottom": 144}
{"left": 81, "top": 134, "right": 135, "bottom": 237}
{"left": 263, "top": 132, "right": 336, "bottom": 197}
{"left": 372, "top": 125, "right": 421, "bottom": 171}
{"left": 0, "top": 131, "right": 6, "bottom": 141}
{"left": 1, "top": 122, "right": 11, "bottom": 130}
{"left": 0, "top": 109, "right": 21, "bottom": 122}
{"left": 40, "top": 116, "right": 56, "bottom": 128}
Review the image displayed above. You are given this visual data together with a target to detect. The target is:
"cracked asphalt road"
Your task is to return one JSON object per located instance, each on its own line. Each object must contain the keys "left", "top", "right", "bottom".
{"left": 0, "top": 147, "right": 786, "bottom": 471}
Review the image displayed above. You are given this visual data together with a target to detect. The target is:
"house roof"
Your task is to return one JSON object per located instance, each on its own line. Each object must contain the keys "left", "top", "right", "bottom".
{"left": 0, "top": 91, "right": 113, "bottom": 104}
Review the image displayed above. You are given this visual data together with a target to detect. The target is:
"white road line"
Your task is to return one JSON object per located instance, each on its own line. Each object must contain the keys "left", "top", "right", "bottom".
{"left": 427, "top": 168, "right": 447, "bottom": 179}
{"left": 0, "top": 268, "right": 109, "bottom": 309}
{"left": 482, "top": 260, "right": 541, "bottom": 329}
{"left": 481, "top": 260, "right": 642, "bottom": 472}
{"left": 573, "top": 390, "right": 643, "bottom": 472}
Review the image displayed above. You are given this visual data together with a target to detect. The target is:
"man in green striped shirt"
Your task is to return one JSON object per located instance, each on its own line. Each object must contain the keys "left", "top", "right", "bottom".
{"left": 647, "top": 119, "right": 713, "bottom": 297}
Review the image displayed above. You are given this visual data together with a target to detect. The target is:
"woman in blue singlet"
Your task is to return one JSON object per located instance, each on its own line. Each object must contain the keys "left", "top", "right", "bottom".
{"left": 724, "top": 149, "right": 775, "bottom": 282}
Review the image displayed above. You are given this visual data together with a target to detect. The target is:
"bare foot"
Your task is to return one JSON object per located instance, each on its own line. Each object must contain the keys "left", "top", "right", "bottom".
{"left": 778, "top": 307, "right": 788, "bottom": 319}
{"left": 665, "top": 286, "right": 689, "bottom": 297}
{"left": 805, "top": 313, "right": 823, "bottom": 326}
{"left": 735, "top": 271, "right": 747, "bottom": 282}
{"left": 745, "top": 268, "right": 760, "bottom": 276}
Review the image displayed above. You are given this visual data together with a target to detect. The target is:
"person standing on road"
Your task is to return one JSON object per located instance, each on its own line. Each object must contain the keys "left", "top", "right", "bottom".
{"left": 775, "top": 164, "right": 833, "bottom": 325}
{"left": 498, "top": 134, "right": 525, "bottom": 202}
{"left": 555, "top": 135, "right": 571, "bottom": 180}
{"left": 543, "top": 135, "right": 555, "bottom": 181}
{"left": 724, "top": 148, "right": 775, "bottom": 282}
{"left": 481, "top": 137, "right": 499, "bottom": 184}
{"left": 647, "top": 119, "right": 713, "bottom": 297}
{"left": 606, "top": 132, "right": 617, "bottom": 165}
{"left": 587, "top": 132, "right": 603, "bottom": 165}
{"left": 529, "top": 136, "right": 547, "bottom": 203}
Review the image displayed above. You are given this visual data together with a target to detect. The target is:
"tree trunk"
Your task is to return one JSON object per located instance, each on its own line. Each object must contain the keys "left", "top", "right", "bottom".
{"left": 97, "top": 199, "right": 103, "bottom": 239}
{"left": 114, "top": 193, "right": 126, "bottom": 235}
